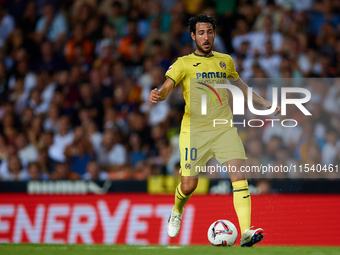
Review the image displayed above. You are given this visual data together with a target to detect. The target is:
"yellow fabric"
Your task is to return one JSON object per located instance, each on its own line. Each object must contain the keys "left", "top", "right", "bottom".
{"left": 174, "top": 183, "right": 192, "bottom": 214}
{"left": 165, "top": 52, "right": 239, "bottom": 133}
{"left": 232, "top": 180, "right": 251, "bottom": 235}
{"left": 179, "top": 128, "right": 247, "bottom": 176}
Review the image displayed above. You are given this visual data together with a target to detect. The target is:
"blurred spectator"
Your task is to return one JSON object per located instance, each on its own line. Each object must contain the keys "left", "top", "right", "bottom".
{"left": 298, "top": 48, "right": 322, "bottom": 76}
{"left": 37, "top": 146, "right": 55, "bottom": 174}
{"left": 86, "top": 121, "right": 102, "bottom": 155}
{"left": 128, "top": 132, "right": 146, "bottom": 167}
{"left": 117, "top": 20, "right": 145, "bottom": 63}
{"left": 139, "top": 57, "right": 154, "bottom": 101}
{"left": 323, "top": 79, "right": 340, "bottom": 115}
{"left": 21, "top": 107, "right": 34, "bottom": 132}
{"left": 95, "top": 22, "right": 116, "bottom": 54}
{"left": 322, "top": 129, "right": 340, "bottom": 165}
{"left": 246, "top": 138, "right": 269, "bottom": 167}
{"left": 0, "top": 6, "right": 15, "bottom": 46}
{"left": 309, "top": 0, "right": 340, "bottom": 36}
{"left": 262, "top": 115, "right": 302, "bottom": 147}
{"left": 27, "top": 162, "right": 49, "bottom": 180}
{"left": 37, "top": 131, "right": 54, "bottom": 150}
{"left": 256, "top": 179, "right": 272, "bottom": 194}
{"left": 95, "top": 38, "right": 116, "bottom": 66}
{"left": 5, "top": 27, "right": 38, "bottom": 64}
{"left": 140, "top": 67, "right": 169, "bottom": 126}
{"left": 19, "top": 1, "right": 38, "bottom": 38}
{"left": 0, "top": 135, "right": 7, "bottom": 162}
{"left": 89, "top": 68, "right": 112, "bottom": 102}
{"left": 51, "top": 162, "right": 79, "bottom": 180}
{"left": 64, "top": 23, "right": 94, "bottom": 64}
{"left": 63, "top": 65, "right": 82, "bottom": 106}
{"left": 0, "top": 154, "right": 29, "bottom": 181}
{"left": 15, "top": 132, "right": 39, "bottom": 163}
{"left": 98, "top": 129, "right": 126, "bottom": 170}
{"left": 168, "top": 19, "right": 191, "bottom": 58}
{"left": 8, "top": 60, "right": 37, "bottom": 96}
{"left": 71, "top": 1, "right": 97, "bottom": 27}
{"left": 232, "top": 19, "right": 251, "bottom": 53}
{"left": 0, "top": 62, "right": 9, "bottom": 99}
{"left": 27, "top": 116, "right": 43, "bottom": 147}
{"left": 28, "top": 88, "right": 46, "bottom": 114}
{"left": 33, "top": 40, "right": 68, "bottom": 72}
{"left": 64, "top": 126, "right": 95, "bottom": 175}
{"left": 9, "top": 75, "right": 28, "bottom": 114}
{"left": 254, "top": 0, "right": 282, "bottom": 31}
{"left": 265, "top": 136, "right": 282, "bottom": 161}
{"left": 82, "top": 161, "right": 108, "bottom": 181}
{"left": 1, "top": 113, "right": 18, "bottom": 144}
{"left": 65, "top": 138, "right": 95, "bottom": 175}
{"left": 43, "top": 104, "right": 60, "bottom": 132}
{"left": 79, "top": 82, "right": 102, "bottom": 124}
{"left": 258, "top": 41, "right": 282, "bottom": 77}
{"left": 35, "top": 3, "right": 67, "bottom": 50}
{"left": 132, "top": 160, "right": 151, "bottom": 180}
{"left": 48, "top": 115, "right": 74, "bottom": 162}
{"left": 108, "top": 1, "right": 127, "bottom": 39}
{"left": 103, "top": 107, "right": 120, "bottom": 131}
{"left": 148, "top": 123, "right": 167, "bottom": 158}
{"left": 251, "top": 16, "right": 283, "bottom": 55}
{"left": 128, "top": 111, "right": 152, "bottom": 147}
{"left": 40, "top": 70, "right": 57, "bottom": 110}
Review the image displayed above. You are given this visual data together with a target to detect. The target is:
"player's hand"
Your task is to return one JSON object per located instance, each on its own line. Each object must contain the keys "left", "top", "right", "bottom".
{"left": 265, "top": 103, "right": 281, "bottom": 116}
{"left": 148, "top": 88, "right": 162, "bottom": 103}
{"left": 273, "top": 105, "right": 281, "bottom": 116}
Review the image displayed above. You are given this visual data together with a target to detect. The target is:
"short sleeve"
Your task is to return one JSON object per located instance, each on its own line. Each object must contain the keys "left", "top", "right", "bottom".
{"left": 227, "top": 55, "right": 240, "bottom": 82}
{"left": 165, "top": 58, "right": 185, "bottom": 86}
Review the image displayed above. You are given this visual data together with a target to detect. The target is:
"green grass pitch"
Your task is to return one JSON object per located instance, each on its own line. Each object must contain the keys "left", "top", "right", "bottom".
{"left": 1, "top": 244, "right": 340, "bottom": 255}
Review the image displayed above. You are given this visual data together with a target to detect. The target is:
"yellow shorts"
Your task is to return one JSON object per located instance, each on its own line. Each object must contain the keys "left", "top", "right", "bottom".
{"left": 179, "top": 127, "right": 247, "bottom": 176}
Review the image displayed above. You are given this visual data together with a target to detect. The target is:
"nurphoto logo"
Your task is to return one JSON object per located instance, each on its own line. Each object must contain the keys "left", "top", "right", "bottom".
{"left": 199, "top": 84, "right": 312, "bottom": 128}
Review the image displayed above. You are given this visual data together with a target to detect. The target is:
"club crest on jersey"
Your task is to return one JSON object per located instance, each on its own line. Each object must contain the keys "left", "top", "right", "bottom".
{"left": 219, "top": 61, "right": 226, "bottom": 69}
{"left": 185, "top": 163, "right": 191, "bottom": 169}
{"left": 166, "top": 66, "right": 173, "bottom": 73}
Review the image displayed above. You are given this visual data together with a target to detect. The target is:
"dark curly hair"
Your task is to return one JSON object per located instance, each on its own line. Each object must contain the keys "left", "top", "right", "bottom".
{"left": 188, "top": 14, "right": 217, "bottom": 34}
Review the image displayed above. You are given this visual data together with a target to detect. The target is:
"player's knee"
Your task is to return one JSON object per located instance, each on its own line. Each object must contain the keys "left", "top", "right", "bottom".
{"left": 230, "top": 177, "right": 247, "bottom": 183}
{"left": 181, "top": 182, "right": 197, "bottom": 196}
{"left": 229, "top": 171, "right": 246, "bottom": 182}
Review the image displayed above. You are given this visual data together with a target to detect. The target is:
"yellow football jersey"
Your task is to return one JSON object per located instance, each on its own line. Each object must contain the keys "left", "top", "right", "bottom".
{"left": 165, "top": 51, "right": 240, "bottom": 133}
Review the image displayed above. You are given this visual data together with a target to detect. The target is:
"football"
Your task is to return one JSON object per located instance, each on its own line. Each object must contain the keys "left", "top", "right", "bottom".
{"left": 207, "top": 220, "right": 238, "bottom": 246}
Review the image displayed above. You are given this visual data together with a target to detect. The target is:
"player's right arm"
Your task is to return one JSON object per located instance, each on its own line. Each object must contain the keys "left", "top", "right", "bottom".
{"left": 148, "top": 78, "right": 175, "bottom": 103}
{"left": 149, "top": 58, "right": 185, "bottom": 104}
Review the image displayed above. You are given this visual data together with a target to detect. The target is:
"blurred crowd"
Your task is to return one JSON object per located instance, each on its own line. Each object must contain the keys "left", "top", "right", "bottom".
{"left": 0, "top": 0, "right": 339, "bottom": 182}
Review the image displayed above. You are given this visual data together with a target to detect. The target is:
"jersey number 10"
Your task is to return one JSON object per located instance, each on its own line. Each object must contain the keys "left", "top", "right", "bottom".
{"left": 185, "top": 148, "right": 197, "bottom": 161}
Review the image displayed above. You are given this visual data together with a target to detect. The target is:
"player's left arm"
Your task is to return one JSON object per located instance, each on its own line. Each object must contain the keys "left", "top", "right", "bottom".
{"left": 231, "top": 78, "right": 281, "bottom": 116}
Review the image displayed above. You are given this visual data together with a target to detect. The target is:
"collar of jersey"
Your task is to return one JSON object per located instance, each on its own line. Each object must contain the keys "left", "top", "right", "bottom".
{"left": 193, "top": 51, "right": 214, "bottom": 58}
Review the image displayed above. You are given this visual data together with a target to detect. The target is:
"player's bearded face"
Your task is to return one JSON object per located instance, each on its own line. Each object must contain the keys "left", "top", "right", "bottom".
{"left": 193, "top": 23, "right": 215, "bottom": 55}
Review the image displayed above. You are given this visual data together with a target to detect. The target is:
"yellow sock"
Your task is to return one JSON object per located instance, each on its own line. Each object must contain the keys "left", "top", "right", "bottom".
{"left": 232, "top": 180, "right": 251, "bottom": 235}
{"left": 174, "top": 183, "right": 191, "bottom": 214}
